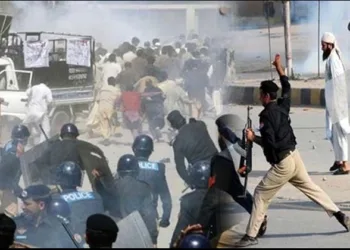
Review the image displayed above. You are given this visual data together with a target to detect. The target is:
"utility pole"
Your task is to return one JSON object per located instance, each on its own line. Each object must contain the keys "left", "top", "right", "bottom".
{"left": 282, "top": 1, "right": 293, "bottom": 78}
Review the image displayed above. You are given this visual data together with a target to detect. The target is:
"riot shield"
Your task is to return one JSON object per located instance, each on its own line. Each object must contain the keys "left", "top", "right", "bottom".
{"left": 75, "top": 139, "right": 115, "bottom": 192}
{"left": 19, "top": 134, "right": 60, "bottom": 188}
{"left": 113, "top": 211, "right": 153, "bottom": 248}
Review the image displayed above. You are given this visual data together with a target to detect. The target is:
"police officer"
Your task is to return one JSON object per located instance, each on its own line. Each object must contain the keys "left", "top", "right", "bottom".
{"left": 85, "top": 214, "right": 119, "bottom": 248}
{"left": 235, "top": 55, "right": 350, "bottom": 247}
{"left": 52, "top": 161, "right": 105, "bottom": 244}
{"left": 112, "top": 154, "right": 159, "bottom": 247}
{"left": 132, "top": 134, "right": 172, "bottom": 229}
{"left": 33, "top": 123, "right": 82, "bottom": 184}
{"left": 13, "top": 184, "right": 76, "bottom": 248}
{"left": 170, "top": 161, "right": 210, "bottom": 247}
{"left": 166, "top": 110, "right": 218, "bottom": 185}
{"left": 0, "top": 125, "right": 30, "bottom": 215}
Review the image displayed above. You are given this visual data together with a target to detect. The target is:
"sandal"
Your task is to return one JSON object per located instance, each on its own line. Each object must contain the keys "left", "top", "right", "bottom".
{"left": 330, "top": 162, "right": 341, "bottom": 172}
{"left": 333, "top": 168, "right": 350, "bottom": 175}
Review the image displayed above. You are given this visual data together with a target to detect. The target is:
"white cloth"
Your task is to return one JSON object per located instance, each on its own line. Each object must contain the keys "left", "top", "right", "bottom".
{"left": 101, "top": 62, "right": 122, "bottom": 86}
{"left": 324, "top": 49, "right": 350, "bottom": 135}
{"left": 330, "top": 121, "right": 348, "bottom": 161}
{"left": 23, "top": 40, "right": 50, "bottom": 68}
{"left": 212, "top": 89, "right": 223, "bottom": 116}
{"left": 123, "top": 51, "right": 137, "bottom": 63}
{"left": 23, "top": 83, "right": 53, "bottom": 145}
{"left": 322, "top": 32, "right": 343, "bottom": 60}
{"left": 66, "top": 39, "right": 91, "bottom": 67}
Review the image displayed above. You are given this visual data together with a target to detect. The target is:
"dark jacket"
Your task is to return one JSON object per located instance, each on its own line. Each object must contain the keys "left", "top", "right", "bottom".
{"left": 131, "top": 56, "right": 148, "bottom": 81}
{"left": 0, "top": 140, "right": 22, "bottom": 190}
{"left": 141, "top": 85, "right": 165, "bottom": 119}
{"left": 113, "top": 176, "right": 158, "bottom": 245}
{"left": 170, "top": 189, "right": 207, "bottom": 247}
{"left": 136, "top": 157, "right": 172, "bottom": 222}
{"left": 172, "top": 120, "right": 218, "bottom": 184}
{"left": 258, "top": 75, "right": 297, "bottom": 164}
{"left": 14, "top": 213, "right": 76, "bottom": 248}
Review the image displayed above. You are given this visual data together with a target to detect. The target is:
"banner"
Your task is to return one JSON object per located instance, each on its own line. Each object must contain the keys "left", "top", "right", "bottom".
{"left": 23, "top": 40, "right": 50, "bottom": 68}
{"left": 66, "top": 39, "right": 91, "bottom": 67}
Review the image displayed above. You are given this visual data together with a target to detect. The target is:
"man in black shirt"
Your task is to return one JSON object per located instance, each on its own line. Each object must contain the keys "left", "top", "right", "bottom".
{"left": 167, "top": 110, "right": 218, "bottom": 185}
{"left": 235, "top": 55, "right": 350, "bottom": 247}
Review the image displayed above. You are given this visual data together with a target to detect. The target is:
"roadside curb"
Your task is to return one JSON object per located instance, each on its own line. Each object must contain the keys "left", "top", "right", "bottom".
{"left": 223, "top": 86, "right": 326, "bottom": 107}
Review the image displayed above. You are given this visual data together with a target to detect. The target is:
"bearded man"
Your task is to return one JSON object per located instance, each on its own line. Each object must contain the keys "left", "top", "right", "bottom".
{"left": 322, "top": 32, "right": 350, "bottom": 175}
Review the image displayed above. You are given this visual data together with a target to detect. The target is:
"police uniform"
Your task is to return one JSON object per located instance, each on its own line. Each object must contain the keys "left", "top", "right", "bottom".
{"left": 136, "top": 157, "right": 172, "bottom": 223}
{"left": 0, "top": 140, "right": 22, "bottom": 215}
{"left": 235, "top": 75, "right": 350, "bottom": 247}
{"left": 167, "top": 111, "right": 218, "bottom": 184}
{"left": 52, "top": 189, "right": 104, "bottom": 238}
{"left": 169, "top": 189, "right": 207, "bottom": 247}
{"left": 13, "top": 186, "right": 76, "bottom": 248}
{"left": 114, "top": 175, "right": 158, "bottom": 246}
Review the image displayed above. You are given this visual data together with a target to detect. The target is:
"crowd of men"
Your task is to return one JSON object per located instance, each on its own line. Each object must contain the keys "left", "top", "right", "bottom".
{"left": 86, "top": 34, "right": 233, "bottom": 145}
{"left": 1, "top": 31, "right": 350, "bottom": 249}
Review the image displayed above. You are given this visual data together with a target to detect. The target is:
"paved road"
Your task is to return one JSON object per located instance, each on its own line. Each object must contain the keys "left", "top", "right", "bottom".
{"left": 20, "top": 104, "right": 350, "bottom": 248}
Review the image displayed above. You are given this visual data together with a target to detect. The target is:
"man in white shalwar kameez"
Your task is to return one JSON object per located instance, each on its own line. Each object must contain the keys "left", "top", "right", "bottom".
{"left": 322, "top": 32, "right": 350, "bottom": 174}
{"left": 101, "top": 54, "right": 122, "bottom": 87}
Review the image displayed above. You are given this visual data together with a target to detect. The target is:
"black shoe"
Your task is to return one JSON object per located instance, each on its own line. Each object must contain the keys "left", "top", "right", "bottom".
{"left": 334, "top": 211, "right": 350, "bottom": 231}
{"left": 330, "top": 162, "right": 341, "bottom": 172}
{"left": 234, "top": 234, "right": 258, "bottom": 247}
{"left": 257, "top": 215, "right": 268, "bottom": 237}
{"left": 333, "top": 168, "right": 350, "bottom": 175}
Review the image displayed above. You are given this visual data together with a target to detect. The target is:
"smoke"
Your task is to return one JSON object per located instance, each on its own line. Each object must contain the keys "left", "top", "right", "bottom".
{"left": 9, "top": 1, "right": 228, "bottom": 50}
{"left": 294, "top": 1, "right": 350, "bottom": 75}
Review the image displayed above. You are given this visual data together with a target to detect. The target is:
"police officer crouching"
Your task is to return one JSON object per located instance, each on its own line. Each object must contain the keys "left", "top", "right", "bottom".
{"left": 52, "top": 161, "right": 105, "bottom": 245}
{"left": 13, "top": 184, "right": 76, "bottom": 248}
{"left": 112, "top": 154, "right": 159, "bottom": 247}
{"left": 170, "top": 161, "right": 210, "bottom": 247}
{"left": 0, "top": 125, "right": 30, "bottom": 216}
{"left": 132, "top": 134, "right": 172, "bottom": 229}
{"left": 34, "top": 123, "right": 82, "bottom": 184}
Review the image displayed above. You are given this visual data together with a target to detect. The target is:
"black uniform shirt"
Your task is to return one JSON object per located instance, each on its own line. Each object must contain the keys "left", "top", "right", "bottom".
{"left": 114, "top": 176, "right": 158, "bottom": 245}
{"left": 136, "top": 157, "right": 172, "bottom": 222}
{"left": 259, "top": 75, "right": 297, "bottom": 164}
{"left": 170, "top": 189, "right": 207, "bottom": 247}
{"left": 14, "top": 214, "right": 76, "bottom": 248}
{"left": 172, "top": 120, "right": 218, "bottom": 183}
{"left": 53, "top": 189, "right": 104, "bottom": 235}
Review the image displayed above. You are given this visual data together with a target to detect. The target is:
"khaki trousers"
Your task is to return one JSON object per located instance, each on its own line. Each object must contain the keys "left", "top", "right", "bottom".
{"left": 246, "top": 149, "right": 339, "bottom": 237}
{"left": 190, "top": 100, "right": 202, "bottom": 120}
{"left": 98, "top": 107, "right": 114, "bottom": 140}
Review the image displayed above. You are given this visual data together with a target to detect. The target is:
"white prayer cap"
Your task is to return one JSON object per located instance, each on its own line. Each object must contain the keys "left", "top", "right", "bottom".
{"left": 321, "top": 32, "right": 336, "bottom": 44}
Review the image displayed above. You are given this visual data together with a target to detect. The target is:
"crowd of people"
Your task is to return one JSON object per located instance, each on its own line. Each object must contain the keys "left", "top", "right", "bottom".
{"left": 86, "top": 34, "right": 234, "bottom": 145}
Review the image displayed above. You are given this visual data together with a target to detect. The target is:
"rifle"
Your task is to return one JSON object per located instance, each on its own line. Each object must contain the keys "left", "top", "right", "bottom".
{"left": 237, "top": 106, "right": 253, "bottom": 197}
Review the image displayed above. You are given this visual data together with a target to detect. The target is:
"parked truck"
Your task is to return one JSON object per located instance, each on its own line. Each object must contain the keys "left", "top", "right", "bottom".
{"left": 0, "top": 31, "right": 95, "bottom": 144}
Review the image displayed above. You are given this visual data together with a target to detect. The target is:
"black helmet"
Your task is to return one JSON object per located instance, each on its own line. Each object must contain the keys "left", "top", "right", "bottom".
{"left": 11, "top": 125, "right": 30, "bottom": 140}
{"left": 60, "top": 123, "right": 79, "bottom": 138}
{"left": 179, "top": 233, "right": 211, "bottom": 248}
{"left": 117, "top": 154, "right": 139, "bottom": 178}
{"left": 48, "top": 197, "right": 71, "bottom": 224}
{"left": 187, "top": 160, "right": 211, "bottom": 189}
{"left": 132, "top": 134, "right": 154, "bottom": 157}
{"left": 54, "top": 161, "right": 82, "bottom": 188}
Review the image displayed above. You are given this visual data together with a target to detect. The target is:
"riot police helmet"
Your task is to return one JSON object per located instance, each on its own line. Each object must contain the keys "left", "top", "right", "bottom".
{"left": 132, "top": 134, "right": 154, "bottom": 158}
{"left": 117, "top": 154, "right": 139, "bottom": 178}
{"left": 60, "top": 123, "right": 79, "bottom": 139}
{"left": 55, "top": 161, "right": 83, "bottom": 188}
{"left": 11, "top": 124, "right": 30, "bottom": 140}
{"left": 187, "top": 160, "right": 211, "bottom": 189}
{"left": 48, "top": 197, "right": 71, "bottom": 224}
{"left": 179, "top": 233, "right": 211, "bottom": 248}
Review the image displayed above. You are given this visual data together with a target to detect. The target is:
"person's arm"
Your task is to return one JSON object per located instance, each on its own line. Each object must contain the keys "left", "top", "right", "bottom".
{"left": 258, "top": 114, "right": 280, "bottom": 149}
{"left": 173, "top": 142, "right": 189, "bottom": 184}
{"left": 274, "top": 58, "right": 291, "bottom": 112}
{"left": 157, "top": 164, "right": 172, "bottom": 225}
